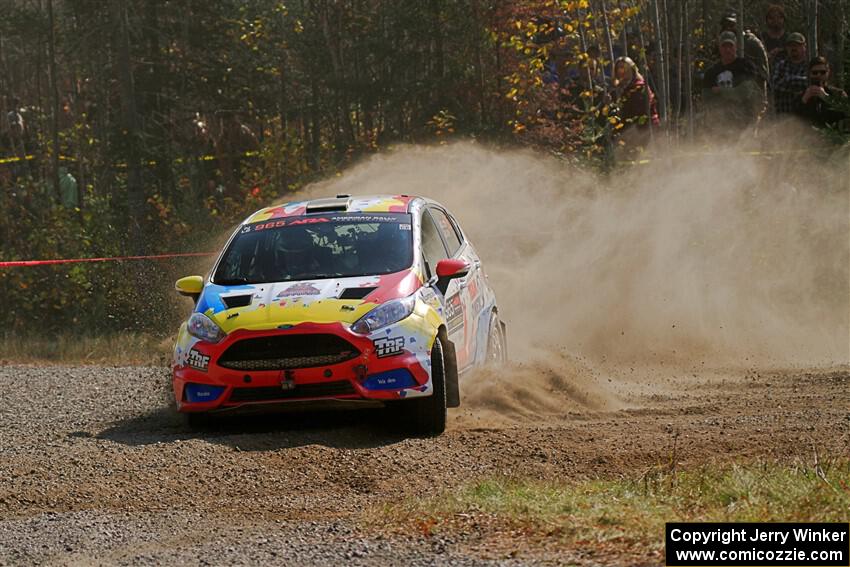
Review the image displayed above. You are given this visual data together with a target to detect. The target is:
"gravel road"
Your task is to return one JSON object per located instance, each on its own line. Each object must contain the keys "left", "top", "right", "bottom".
{"left": 0, "top": 362, "right": 848, "bottom": 566}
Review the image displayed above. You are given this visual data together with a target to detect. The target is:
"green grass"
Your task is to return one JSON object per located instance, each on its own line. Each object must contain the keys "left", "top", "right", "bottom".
{"left": 0, "top": 333, "right": 172, "bottom": 365}
{"left": 373, "top": 460, "right": 850, "bottom": 551}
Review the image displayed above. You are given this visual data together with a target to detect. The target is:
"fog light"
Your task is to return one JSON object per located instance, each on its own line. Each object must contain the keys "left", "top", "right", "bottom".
{"left": 184, "top": 383, "right": 225, "bottom": 403}
{"left": 362, "top": 369, "right": 416, "bottom": 390}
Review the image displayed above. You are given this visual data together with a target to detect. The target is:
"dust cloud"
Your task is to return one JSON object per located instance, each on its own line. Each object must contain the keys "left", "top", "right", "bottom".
{"left": 265, "top": 135, "right": 849, "bottom": 419}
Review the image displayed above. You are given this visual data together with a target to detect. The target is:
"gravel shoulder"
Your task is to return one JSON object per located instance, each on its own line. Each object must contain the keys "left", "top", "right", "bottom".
{"left": 0, "top": 363, "right": 848, "bottom": 566}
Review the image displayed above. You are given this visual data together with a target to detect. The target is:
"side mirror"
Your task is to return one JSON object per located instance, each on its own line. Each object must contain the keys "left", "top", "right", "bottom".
{"left": 434, "top": 259, "right": 470, "bottom": 295}
{"left": 175, "top": 276, "right": 204, "bottom": 302}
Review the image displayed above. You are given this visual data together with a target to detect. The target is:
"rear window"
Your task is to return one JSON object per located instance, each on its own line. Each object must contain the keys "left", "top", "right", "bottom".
{"left": 213, "top": 213, "right": 413, "bottom": 284}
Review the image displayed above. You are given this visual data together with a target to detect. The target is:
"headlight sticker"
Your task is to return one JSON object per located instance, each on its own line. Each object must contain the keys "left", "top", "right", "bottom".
{"left": 374, "top": 336, "right": 405, "bottom": 358}
{"left": 187, "top": 348, "right": 211, "bottom": 371}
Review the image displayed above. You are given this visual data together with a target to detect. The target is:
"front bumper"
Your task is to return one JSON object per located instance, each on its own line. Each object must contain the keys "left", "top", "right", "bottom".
{"left": 172, "top": 321, "right": 434, "bottom": 412}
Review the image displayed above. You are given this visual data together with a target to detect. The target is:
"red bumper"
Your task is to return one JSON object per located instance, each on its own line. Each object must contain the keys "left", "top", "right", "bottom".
{"left": 172, "top": 322, "right": 430, "bottom": 412}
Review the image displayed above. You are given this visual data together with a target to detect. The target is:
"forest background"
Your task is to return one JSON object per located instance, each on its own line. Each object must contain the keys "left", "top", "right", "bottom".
{"left": 0, "top": 0, "right": 845, "bottom": 342}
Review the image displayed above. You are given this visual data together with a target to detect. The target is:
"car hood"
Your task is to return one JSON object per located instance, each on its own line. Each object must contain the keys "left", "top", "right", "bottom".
{"left": 196, "top": 269, "right": 423, "bottom": 333}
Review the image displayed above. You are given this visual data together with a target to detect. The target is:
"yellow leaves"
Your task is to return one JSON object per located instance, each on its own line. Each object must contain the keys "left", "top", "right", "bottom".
{"left": 506, "top": 88, "right": 518, "bottom": 99}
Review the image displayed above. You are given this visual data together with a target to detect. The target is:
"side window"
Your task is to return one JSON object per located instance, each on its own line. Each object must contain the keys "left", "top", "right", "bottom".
{"left": 420, "top": 210, "right": 449, "bottom": 276}
{"left": 430, "top": 208, "right": 463, "bottom": 256}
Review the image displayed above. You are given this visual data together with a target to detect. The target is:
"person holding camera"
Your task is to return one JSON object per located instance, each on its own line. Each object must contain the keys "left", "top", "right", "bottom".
{"left": 796, "top": 56, "right": 848, "bottom": 128}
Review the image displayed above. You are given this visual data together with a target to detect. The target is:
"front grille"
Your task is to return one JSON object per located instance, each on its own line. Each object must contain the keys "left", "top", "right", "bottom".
{"left": 228, "top": 380, "right": 357, "bottom": 403}
{"left": 218, "top": 334, "right": 359, "bottom": 371}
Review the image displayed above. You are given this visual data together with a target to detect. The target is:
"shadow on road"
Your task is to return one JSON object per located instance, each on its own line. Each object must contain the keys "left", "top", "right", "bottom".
{"left": 95, "top": 405, "right": 412, "bottom": 451}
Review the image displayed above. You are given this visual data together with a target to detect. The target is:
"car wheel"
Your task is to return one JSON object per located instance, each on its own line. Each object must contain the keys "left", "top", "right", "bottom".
{"left": 408, "top": 335, "right": 447, "bottom": 436}
{"left": 486, "top": 312, "right": 507, "bottom": 364}
{"left": 184, "top": 411, "right": 213, "bottom": 429}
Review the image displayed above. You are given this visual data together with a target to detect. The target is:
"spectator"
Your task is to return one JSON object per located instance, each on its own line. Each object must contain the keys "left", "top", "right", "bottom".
{"left": 6, "top": 97, "right": 25, "bottom": 155}
{"left": 702, "top": 32, "right": 764, "bottom": 130}
{"left": 760, "top": 4, "right": 788, "bottom": 62}
{"left": 612, "top": 56, "right": 659, "bottom": 150}
{"left": 613, "top": 56, "right": 660, "bottom": 128}
{"left": 59, "top": 167, "right": 79, "bottom": 209}
{"left": 796, "top": 56, "right": 848, "bottom": 128}
{"left": 720, "top": 11, "right": 770, "bottom": 88}
{"left": 771, "top": 33, "right": 809, "bottom": 115}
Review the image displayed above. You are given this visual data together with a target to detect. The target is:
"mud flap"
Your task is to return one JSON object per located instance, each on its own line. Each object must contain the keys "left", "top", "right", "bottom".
{"left": 443, "top": 337, "right": 460, "bottom": 408}
{"left": 500, "top": 320, "right": 508, "bottom": 361}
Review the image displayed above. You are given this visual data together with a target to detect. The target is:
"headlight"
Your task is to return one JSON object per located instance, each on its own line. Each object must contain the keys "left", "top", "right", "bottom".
{"left": 187, "top": 313, "right": 225, "bottom": 343}
{"left": 351, "top": 296, "right": 416, "bottom": 335}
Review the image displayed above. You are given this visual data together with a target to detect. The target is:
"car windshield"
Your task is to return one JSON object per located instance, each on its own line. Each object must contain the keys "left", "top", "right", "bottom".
{"left": 213, "top": 213, "right": 413, "bottom": 284}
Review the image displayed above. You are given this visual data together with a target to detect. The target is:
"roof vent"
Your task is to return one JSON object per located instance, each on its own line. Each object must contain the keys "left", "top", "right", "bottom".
{"left": 305, "top": 197, "right": 351, "bottom": 213}
{"left": 336, "top": 194, "right": 351, "bottom": 199}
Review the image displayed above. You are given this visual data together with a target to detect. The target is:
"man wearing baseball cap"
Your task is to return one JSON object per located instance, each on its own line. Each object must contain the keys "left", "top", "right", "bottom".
{"left": 702, "top": 31, "right": 764, "bottom": 131}
{"left": 771, "top": 32, "right": 809, "bottom": 114}
{"left": 719, "top": 10, "right": 770, "bottom": 87}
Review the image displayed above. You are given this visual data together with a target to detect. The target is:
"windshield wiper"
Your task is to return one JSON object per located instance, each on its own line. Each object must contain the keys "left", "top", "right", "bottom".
{"left": 216, "top": 276, "right": 252, "bottom": 286}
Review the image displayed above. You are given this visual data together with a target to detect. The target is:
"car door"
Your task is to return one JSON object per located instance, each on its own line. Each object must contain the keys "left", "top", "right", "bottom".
{"left": 426, "top": 207, "right": 479, "bottom": 370}
{"left": 419, "top": 208, "right": 470, "bottom": 367}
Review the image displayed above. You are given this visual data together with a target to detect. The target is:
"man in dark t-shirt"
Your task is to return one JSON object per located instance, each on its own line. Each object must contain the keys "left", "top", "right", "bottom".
{"left": 703, "top": 31, "right": 765, "bottom": 130}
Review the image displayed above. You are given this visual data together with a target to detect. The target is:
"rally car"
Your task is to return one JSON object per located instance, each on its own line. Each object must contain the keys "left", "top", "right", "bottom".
{"left": 172, "top": 194, "right": 506, "bottom": 434}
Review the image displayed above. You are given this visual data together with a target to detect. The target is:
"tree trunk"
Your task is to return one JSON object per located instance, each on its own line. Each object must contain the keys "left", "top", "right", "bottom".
{"left": 111, "top": 0, "right": 145, "bottom": 254}
{"left": 674, "top": 0, "right": 684, "bottom": 132}
{"left": 278, "top": 53, "right": 289, "bottom": 196}
{"left": 317, "top": 0, "right": 355, "bottom": 151}
{"left": 634, "top": 0, "right": 655, "bottom": 144}
{"left": 837, "top": 0, "right": 847, "bottom": 87}
{"left": 807, "top": 0, "right": 819, "bottom": 57}
{"left": 47, "top": 0, "right": 60, "bottom": 199}
{"left": 737, "top": 0, "right": 745, "bottom": 54}
{"left": 685, "top": 0, "right": 695, "bottom": 140}
{"left": 599, "top": 0, "right": 616, "bottom": 81}
{"left": 649, "top": 0, "right": 668, "bottom": 124}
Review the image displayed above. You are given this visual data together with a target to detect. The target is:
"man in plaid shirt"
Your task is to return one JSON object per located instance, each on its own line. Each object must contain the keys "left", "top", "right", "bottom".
{"left": 771, "top": 33, "right": 809, "bottom": 114}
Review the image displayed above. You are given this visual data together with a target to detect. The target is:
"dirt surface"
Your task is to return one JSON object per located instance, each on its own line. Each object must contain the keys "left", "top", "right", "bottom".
{"left": 1, "top": 361, "right": 848, "bottom": 566}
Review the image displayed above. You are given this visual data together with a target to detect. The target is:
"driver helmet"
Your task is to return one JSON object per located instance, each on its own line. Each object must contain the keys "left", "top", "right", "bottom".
{"left": 278, "top": 228, "right": 314, "bottom": 254}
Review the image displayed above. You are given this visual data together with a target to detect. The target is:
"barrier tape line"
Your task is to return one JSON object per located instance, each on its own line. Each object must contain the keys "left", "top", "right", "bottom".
{"left": 0, "top": 251, "right": 215, "bottom": 269}
{"left": 0, "top": 150, "right": 261, "bottom": 167}
{"left": 0, "top": 148, "right": 819, "bottom": 167}
{"left": 620, "top": 148, "right": 818, "bottom": 166}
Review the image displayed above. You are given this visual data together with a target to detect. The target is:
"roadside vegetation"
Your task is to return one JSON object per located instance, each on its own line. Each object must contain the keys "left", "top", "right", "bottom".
{"left": 370, "top": 459, "right": 850, "bottom": 558}
{"left": 0, "top": 333, "right": 171, "bottom": 365}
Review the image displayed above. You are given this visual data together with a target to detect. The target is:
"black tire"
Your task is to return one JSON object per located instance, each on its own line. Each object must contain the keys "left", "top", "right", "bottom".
{"left": 184, "top": 411, "right": 214, "bottom": 429}
{"left": 486, "top": 312, "right": 507, "bottom": 364}
{"left": 408, "top": 335, "right": 447, "bottom": 436}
